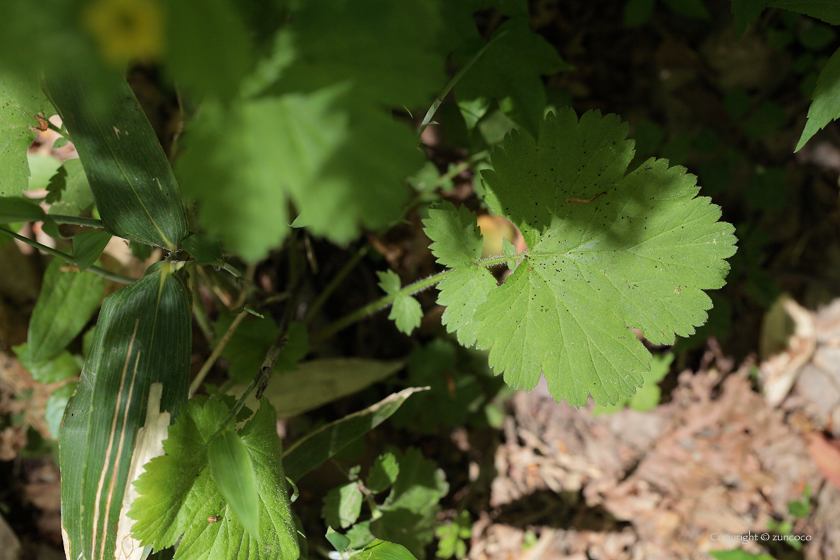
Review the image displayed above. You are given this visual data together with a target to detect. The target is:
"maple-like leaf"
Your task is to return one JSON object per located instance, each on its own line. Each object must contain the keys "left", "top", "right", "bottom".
{"left": 423, "top": 108, "right": 737, "bottom": 407}
{"left": 129, "top": 397, "right": 298, "bottom": 560}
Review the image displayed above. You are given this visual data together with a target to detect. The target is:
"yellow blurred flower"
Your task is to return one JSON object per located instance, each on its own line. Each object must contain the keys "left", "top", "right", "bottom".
{"left": 83, "top": 0, "right": 164, "bottom": 65}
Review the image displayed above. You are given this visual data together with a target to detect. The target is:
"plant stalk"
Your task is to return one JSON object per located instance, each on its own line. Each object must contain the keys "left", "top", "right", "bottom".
{"left": 49, "top": 214, "right": 105, "bottom": 229}
{"left": 0, "top": 226, "right": 135, "bottom": 284}
{"left": 310, "top": 253, "right": 512, "bottom": 344}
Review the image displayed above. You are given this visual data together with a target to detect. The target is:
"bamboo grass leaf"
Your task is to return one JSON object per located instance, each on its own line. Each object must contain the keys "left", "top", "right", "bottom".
{"left": 43, "top": 73, "right": 188, "bottom": 250}
{"left": 59, "top": 263, "right": 191, "bottom": 560}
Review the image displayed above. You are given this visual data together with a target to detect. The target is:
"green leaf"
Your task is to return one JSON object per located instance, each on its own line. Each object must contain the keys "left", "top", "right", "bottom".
{"left": 271, "top": 0, "right": 444, "bottom": 109}
{"left": 326, "top": 526, "right": 352, "bottom": 552}
{"left": 322, "top": 482, "right": 363, "bottom": 529}
{"left": 182, "top": 232, "right": 224, "bottom": 265}
{"left": 0, "top": 196, "right": 45, "bottom": 223}
{"left": 165, "top": 0, "right": 253, "bottom": 101}
{"left": 709, "top": 550, "right": 777, "bottom": 560}
{"left": 592, "top": 353, "right": 674, "bottom": 415}
{"left": 378, "top": 271, "right": 423, "bottom": 335}
{"left": 44, "top": 165, "right": 68, "bottom": 204}
{"left": 46, "top": 159, "right": 95, "bottom": 217}
{"left": 178, "top": 88, "right": 422, "bottom": 261}
{"left": 425, "top": 109, "right": 736, "bottom": 407}
{"left": 346, "top": 521, "right": 375, "bottom": 549}
{"left": 45, "top": 382, "right": 75, "bottom": 439}
{"left": 0, "top": 74, "right": 51, "bottom": 197}
{"left": 454, "top": 18, "right": 572, "bottom": 138}
{"left": 282, "top": 387, "right": 427, "bottom": 482}
{"left": 27, "top": 153, "right": 63, "bottom": 191}
{"left": 43, "top": 72, "right": 188, "bottom": 250}
{"left": 769, "top": 0, "right": 840, "bottom": 24}
{"left": 423, "top": 203, "right": 497, "bottom": 347}
{"left": 367, "top": 452, "right": 400, "bottom": 493}
{"left": 426, "top": 203, "right": 484, "bottom": 268}
{"left": 391, "top": 339, "right": 504, "bottom": 434}
{"left": 731, "top": 0, "right": 773, "bottom": 35}
{"left": 208, "top": 430, "right": 261, "bottom": 541}
{"left": 796, "top": 47, "right": 840, "bottom": 151}
{"left": 13, "top": 344, "right": 81, "bottom": 384}
{"left": 435, "top": 511, "right": 471, "bottom": 559}
{"left": 662, "top": 0, "right": 711, "bottom": 19}
{"left": 371, "top": 448, "right": 449, "bottom": 559}
{"left": 27, "top": 257, "right": 105, "bottom": 363}
{"left": 60, "top": 263, "right": 192, "bottom": 560}
{"left": 358, "top": 540, "right": 419, "bottom": 560}
{"left": 234, "top": 357, "right": 404, "bottom": 419}
{"left": 129, "top": 398, "right": 299, "bottom": 560}
{"left": 72, "top": 230, "right": 112, "bottom": 272}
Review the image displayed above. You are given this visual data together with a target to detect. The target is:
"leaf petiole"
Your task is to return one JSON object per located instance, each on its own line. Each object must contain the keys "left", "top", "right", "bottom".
{"left": 310, "top": 253, "right": 515, "bottom": 344}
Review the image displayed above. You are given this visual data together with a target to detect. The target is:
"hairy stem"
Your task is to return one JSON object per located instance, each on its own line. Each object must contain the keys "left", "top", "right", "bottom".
{"left": 0, "top": 226, "right": 136, "bottom": 284}
{"left": 310, "top": 253, "right": 511, "bottom": 344}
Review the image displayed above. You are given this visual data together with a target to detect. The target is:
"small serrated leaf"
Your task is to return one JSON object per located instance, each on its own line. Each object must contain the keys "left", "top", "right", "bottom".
{"left": 45, "top": 165, "right": 68, "bottom": 204}
{"left": 424, "top": 202, "right": 484, "bottom": 268}
{"left": 367, "top": 452, "right": 400, "bottom": 493}
{"left": 389, "top": 295, "right": 422, "bottom": 335}
{"left": 46, "top": 159, "right": 95, "bottom": 218}
{"left": 129, "top": 398, "right": 299, "bottom": 560}
{"left": 0, "top": 74, "right": 51, "bottom": 197}
{"left": 377, "top": 270, "right": 402, "bottom": 294}
{"left": 796, "top": 47, "right": 840, "bottom": 151}
{"left": 322, "top": 483, "right": 363, "bottom": 529}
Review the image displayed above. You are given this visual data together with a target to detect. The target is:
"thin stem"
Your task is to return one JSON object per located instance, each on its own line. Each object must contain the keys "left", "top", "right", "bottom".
{"left": 304, "top": 245, "right": 369, "bottom": 325}
{"left": 210, "top": 306, "right": 293, "bottom": 439}
{"left": 311, "top": 254, "right": 512, "bottom": 344}
{"left": 189, "top": 265, "right": 255, "bottom": 397}
{"left": 49, "top": 214, "right": 105, "bottom": 229}
{"left": 418, "top": 29, "right": 509, "bottom": 138}
{"left": 188, "top": 309, "right": 248, "bottom": 398}
{"left": 190, "top": 268, "right": 216, "bottom": 347}
{"left": 0, "top": 226, "right": 135, "bottom": 284}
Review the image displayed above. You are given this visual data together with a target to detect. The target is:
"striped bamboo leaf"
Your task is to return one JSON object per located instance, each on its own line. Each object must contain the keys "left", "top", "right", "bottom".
{"left": 59, "top": 262, "right": 191, "bottom": 560}
{"left": 42, "top": 73, "right": 188, "bottom": 250}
